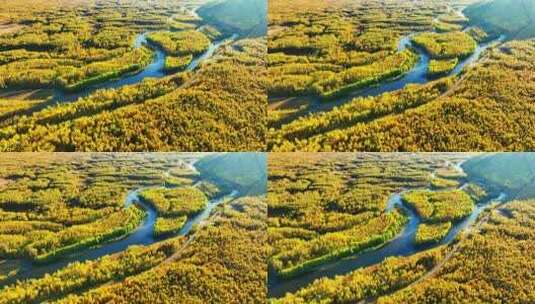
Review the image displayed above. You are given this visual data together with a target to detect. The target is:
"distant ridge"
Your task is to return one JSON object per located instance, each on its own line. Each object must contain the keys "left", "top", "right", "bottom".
{"left": 197, "top": 0, "right": 267, "bottom": 37}
{"left": 195, "top": 152, "right": 267, "bottom": 195}
{"left": 464, "top": 0, "right": 535, "bottom": 39}
{"left": 463, "top": 153, "right": 535, "bottom": 195}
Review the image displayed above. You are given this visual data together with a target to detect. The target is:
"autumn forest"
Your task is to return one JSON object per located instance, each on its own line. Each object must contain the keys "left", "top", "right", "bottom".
{"left": 0, "top": 0, "right": 267, "bottom": 152}
{"left": 268, "top": 0, "right": 535, "bottom": 152}
{"left": 268, "top": 152, "right": 535, "bottom": 303}
{"left": 0, "top": 152, "right": 267, "bottom": 303}
{"left": 1, "top": 0, "right": 535, "bottom": 302}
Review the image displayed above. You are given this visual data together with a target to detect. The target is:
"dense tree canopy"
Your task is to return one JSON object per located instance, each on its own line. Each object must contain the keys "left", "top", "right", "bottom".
{"left": 269, "top": 153, "right": 535, "bottom": 303}
{"left": 0, "top": 153, "right": 200, "bottom": 263}
{"left": 0, "top": 153, "right": 267, "bottom": 303}
{"left": 54, "top": 197, "right": 268, "bottom": 304}
{"left": 268, "top": 0, "right": 535, "bottom": 152}
{"left": 0, "top": 0, "right": 266, "bottom": 151}
{"left": 268, "top": 153, "right": 471, "bottom": 280}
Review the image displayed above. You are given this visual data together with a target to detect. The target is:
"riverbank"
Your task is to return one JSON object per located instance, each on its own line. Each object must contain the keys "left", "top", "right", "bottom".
{"left": 268, "top": 160, "right": 508, "bottom": 298}
{"left": 0, "top": 162, "right": 239, "bottom": 287}
{"left": 269, "top": 32, "right": 504, "bottom": 124}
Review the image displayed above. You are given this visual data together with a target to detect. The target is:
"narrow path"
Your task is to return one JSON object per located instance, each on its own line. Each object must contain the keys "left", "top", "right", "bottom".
{"left": 95, "top": 195, "right": 239, "bottom": 292}
{"left": 368, "top": 195, "right": 506, "bottom": 303}
{"left": 162, "top": 200, "right": 233, "bottom": 264}
{"left": 440, "top": 34, "right": 505, "bottom": 99}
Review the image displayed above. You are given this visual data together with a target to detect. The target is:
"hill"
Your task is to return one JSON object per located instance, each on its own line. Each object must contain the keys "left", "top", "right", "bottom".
{"left": 463, "top": 153, "right": 535, "bottom": 195}
{"left": 464, "top": 0, "right": 535, "bottom": 39}
{"left": 195, "top": 152, "right": 267, "bottom": 195}
{"left": 197, "top": 0, "right": 267, "bottom": 37}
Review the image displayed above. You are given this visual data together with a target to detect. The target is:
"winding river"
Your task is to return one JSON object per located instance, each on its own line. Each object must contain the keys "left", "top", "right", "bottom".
{"left": 268, "top": 162, "right": 508, "bottom": 298}
{"left": 50, "top": 12, "right": 238, "bottom": 104}
{"left": 270, "top": 29, "right": 506, "bottom": 119}
{"left": 1, "top": 162, "right": 239, "bottom": 287}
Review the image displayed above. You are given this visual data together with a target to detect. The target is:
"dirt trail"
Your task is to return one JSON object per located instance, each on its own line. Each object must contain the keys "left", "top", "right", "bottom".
{"left": 360, "top": 201, "right": 504, "bottom": 304}
{"left": 98, "top": 194, "right": 241, "bottom": 291}
{"left": 162, "top": 209, "right": 223, "bottom": 264}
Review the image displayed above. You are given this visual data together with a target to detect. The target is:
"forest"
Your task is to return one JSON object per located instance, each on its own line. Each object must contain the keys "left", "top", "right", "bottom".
{"left": 268, "top": 0, "right": 535, "bottom": 152}
{"left": 0, "top": 0, "right": 266, "bottom": 151}
{"left": 139, "top": 186, "right": 209, "bottom": 237}
{"left": 0, "top": 240, "right": 184, "bottom": 303}
{"left": 1, "top": 196, "right": 267, "bottom": 304}
{"left": 411, "top": 31, "right": 476, "bottom": 60}
{"left": 402, "top": 190, "right": 474, "bottom": 223}
{"left": 49, "top": 196, "right": 268, "bottom": 304}
{"left": 269, "top": 152, "right": 535, "bottom": 303}
{"left": 0, "top": 154, "right": 193, "bottom": 263}
{"left": 139, "top": 187, "right": 208, "bottom": 217}
{"left": 377, "top": 200, "right": 535, "bottom": 303}
{"left": 268, "top": 153, "right": 473, "bottom": 282}
{"left": 146, "top": 30, "right": 211, "bottom": 56}
{"left": 0, "top": 152, "right": 268, "bottom": 303}
{"left": 267, "top": 0, "right": 436, "bottom": 98}
{"left": 0, "top": 0, "right": 164, "bottom": 91}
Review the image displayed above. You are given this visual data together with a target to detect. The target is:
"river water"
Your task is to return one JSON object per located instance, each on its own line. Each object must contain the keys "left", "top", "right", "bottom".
{"left": 356, "top": 10, "right": 507, "bottom": 101}
{"left": 51, "top": 32, "right": 236, "bottom": 104}
{"left": 271, "top": 33, "right": 505, "bottom": 118}
{"left": 1, "top": 162, "right": 239, "bottom": 287}
{"left": 268, "top": 162, "right": 508, "bottom": 298}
